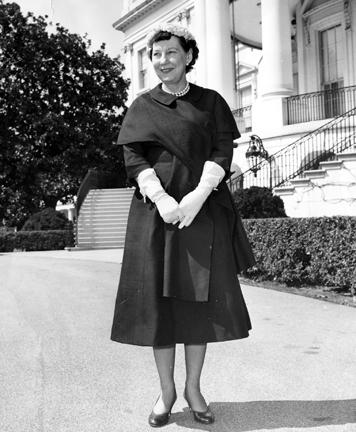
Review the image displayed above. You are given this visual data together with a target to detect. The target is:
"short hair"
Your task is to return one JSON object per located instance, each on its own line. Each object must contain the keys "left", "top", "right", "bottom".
{"left": 148, "top": 31, "right": 199, "bottom": 73}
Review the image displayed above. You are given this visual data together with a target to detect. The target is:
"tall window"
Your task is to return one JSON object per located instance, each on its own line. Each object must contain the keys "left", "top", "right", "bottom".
{"left": 236, "top": 86, "right": 252, "bottom": 133}
{"left": 320, "top": 25, "right": 343, "bottom": 86}
{"left": 320, "top": 25, "right": 344, "bottom": 116}
{"left": 238, "top": 86, "right": 252, "bottom": 107}
{"left": 138, "top": 48, "right": 148, "bottom": 90}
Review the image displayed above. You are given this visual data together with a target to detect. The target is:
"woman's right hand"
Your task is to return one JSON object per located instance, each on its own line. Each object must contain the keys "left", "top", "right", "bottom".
{"left": 155, "top": 194, "right": 184, "bottom": 224}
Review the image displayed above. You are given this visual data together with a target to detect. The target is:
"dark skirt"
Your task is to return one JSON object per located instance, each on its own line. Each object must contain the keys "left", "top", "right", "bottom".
{"left": 111, "top": 195, "right": 252, "bottom": 347}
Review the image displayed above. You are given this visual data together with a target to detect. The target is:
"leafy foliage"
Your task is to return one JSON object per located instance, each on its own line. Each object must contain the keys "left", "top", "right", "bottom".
{"left": 233, "top": 186, "right": 287, "bottom": 219}
{"left": 21, "top": 207, "right": 72, "bottom": 231}
{"left": 0, "top": 2, "right": 129, "bottom": 227}
{"left": 243, "top": 216, "right": 356, "bottom": 291}
{"left": 0, "top": 229, "right": 74, "bottom": 251}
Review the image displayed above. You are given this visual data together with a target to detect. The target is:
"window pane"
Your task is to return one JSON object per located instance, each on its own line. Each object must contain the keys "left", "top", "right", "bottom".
{"left": 240, "top": 86, "right": 252, "bottom": 106}
{"left": 320, "top": 25, "right": 343, "bottom": 85}
{"left": 320, "top": 25, "right": 344, "bottom": 117}
{"left": 138, "top": 48, "right": 148, "bottom": 89}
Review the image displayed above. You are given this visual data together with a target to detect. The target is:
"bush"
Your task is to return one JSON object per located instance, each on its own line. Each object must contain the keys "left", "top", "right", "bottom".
{"left": 0, "top": 230, "right": 74, "bottom": 252}
{"left": 21, "top": 208, "right": 73, "bottom": 231}
{"left": 233, "top": 187, "right": 287, "bottom": 219}
{"left": 243, "top": 216, "right": 356, "bottom": 292}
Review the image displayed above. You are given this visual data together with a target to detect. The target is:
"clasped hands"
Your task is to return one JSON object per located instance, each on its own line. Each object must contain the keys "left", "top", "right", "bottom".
{"left": 137, "top": 162, "right": 225, "bottom": 229}
{"left": 155, "top": 187, "right": 210, "bottom": 229}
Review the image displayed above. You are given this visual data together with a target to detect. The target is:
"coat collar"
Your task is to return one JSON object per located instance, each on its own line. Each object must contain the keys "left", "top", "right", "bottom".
{"left": 149, "top": 83, "right": 203, "bottom": 106}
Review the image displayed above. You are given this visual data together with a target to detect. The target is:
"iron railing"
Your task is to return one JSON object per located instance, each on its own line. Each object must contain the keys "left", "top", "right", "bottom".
{"left": 76, "top": 169, "right": 124, "bottom": 217}
{"left": 286, "top": 85, "right": 356, "bottom": 124}
{"left": 229, "top": 107, "right": 356, "bottom": 193}
{"left": 76, "top": 169, "right": 99, "bottom": 218}
{"left": 232, "top": 105, "right": 252, "bottom": 134}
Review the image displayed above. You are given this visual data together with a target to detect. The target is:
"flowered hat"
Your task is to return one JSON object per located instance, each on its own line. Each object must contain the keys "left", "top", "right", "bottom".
{"left": 146, "top": 23, "right": 196, "bottom": 51}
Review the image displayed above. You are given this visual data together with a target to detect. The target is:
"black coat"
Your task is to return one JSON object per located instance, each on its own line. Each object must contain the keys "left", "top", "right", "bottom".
{"left": 111, "top": 84, "right": 254, "bottom": 346}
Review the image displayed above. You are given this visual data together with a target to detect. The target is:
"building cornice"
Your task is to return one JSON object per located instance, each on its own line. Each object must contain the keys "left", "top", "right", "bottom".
{"left": 113, "top": 0, "right": 167, "bottom": 32}
{"left": 302, "top": 0, "right": 341, "bottom": 18}
{"left": 232, "top": 32, "right": 262, "bottom": 50}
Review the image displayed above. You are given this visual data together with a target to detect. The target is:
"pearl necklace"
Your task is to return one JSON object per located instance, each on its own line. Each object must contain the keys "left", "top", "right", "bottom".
{"left": 163, "top": 82, "right": 190, "bottom": 97}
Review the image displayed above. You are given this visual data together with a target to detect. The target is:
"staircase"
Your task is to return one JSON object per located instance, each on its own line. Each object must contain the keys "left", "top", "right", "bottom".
{"left": 274, "top": 150, "right": 356, "bottom": 217}
{"left": 76, "top": 188, "right": 134, "bottom": 249}
{"left": 229, "top": 107, "right": 356, "bottom": 193}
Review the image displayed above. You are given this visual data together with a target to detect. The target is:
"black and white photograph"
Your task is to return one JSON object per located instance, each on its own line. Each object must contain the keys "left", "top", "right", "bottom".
{"left": 1, "top": 0, "right": 356, "bottom": 431}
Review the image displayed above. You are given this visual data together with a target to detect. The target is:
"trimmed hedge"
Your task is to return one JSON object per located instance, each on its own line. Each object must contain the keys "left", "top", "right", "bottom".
{"left": 22, "top": 208, "right": 73, "bottom": 231}
{"left": 233, "top": 187, "right": 287, "bottom": 219}
{"left": 0, "top": 230, "right": 74, "bottom": 252}
{"left": 243, "top": 216, "right": 356, "bottom": 292}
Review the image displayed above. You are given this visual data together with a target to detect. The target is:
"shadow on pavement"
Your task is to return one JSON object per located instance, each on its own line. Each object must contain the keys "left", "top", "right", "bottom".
{"left": 171, "top": 399, "right": 356, "bottom": 430}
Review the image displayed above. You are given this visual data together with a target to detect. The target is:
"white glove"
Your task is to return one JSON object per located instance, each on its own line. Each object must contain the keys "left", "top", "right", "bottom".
{"left": 155, "top": 194, "right": 183, "bottom": 224}
{"left": 137, "top": 168, "right": 183, "bottom": 224}
{"left": 178, "top": 161, "right": 225, "bottom": 229}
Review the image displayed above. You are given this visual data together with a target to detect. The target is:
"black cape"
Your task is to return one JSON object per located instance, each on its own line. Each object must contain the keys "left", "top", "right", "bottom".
{"left": 115, "top": 84, "right": 255, "bottom": 303}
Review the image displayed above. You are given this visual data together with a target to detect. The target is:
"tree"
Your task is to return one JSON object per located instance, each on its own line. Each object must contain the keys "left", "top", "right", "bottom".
{"left": 0, "top": 2, "right": 129, "bottom": 227}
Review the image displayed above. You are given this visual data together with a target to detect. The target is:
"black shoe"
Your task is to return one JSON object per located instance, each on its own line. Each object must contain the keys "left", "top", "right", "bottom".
{"left": 148, "top": 391, "right": 177, "bottom": 428}
{"left": 183, "top": 389, "right": 215, "bottom": 424}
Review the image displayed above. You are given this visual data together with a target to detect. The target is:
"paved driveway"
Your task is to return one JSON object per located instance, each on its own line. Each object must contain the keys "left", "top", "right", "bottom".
{"left": 1, "top": 251, "right": 356, "bottom": 432}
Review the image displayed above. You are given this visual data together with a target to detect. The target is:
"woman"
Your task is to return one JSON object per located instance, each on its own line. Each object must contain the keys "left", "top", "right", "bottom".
{"left": 111, "top": 23, "right": 255, "bottom": 427}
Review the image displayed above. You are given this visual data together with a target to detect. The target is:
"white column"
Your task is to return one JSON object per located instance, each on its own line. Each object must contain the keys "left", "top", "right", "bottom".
{"left": 194, "top": 0, "right": 235, "bottom": 106}
{"left": 260, "top": 0, "right": 294, "bottom": 97}
{"left": 194, "top": 0, "right": 207, "bottom": 87}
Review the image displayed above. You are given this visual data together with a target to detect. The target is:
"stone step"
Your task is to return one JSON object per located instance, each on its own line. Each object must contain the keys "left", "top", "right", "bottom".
{"left": 78, "top": 227, "right": 127, "bottom": 232}
{"left": 290, "top": 178, "right": 311, "bottom": 187}
{"left": 81, "top": 201, "right": 131, "bottom": 205}
{"left": 81, "top": 204, "right": 131, "bottom": 210}
{"left": 79, "top": 213, "right": 129, "bottom": 220}
{"left": 88, "top": 190, "right": 134, "bottom": 197}
{"left": 78, "top": 238, "right": 126, "bottom": 245}
{"left": 83, "top": 199, "right": 131, "bottom": 205}
{"left": 79, "top": 217, "right": 129, "bottom": 223}
{"left": 80, "top": 205, "right": 131, "bottom": 212}
{"left": 78, "top": 242, "right": 126, "bottom": 248}
{"left": 80, "top": 199, "right": 131, "bottom": 211}
{"left": 77, "top": 242, "right": 125, "bottom": 249}
{"left": 88, "top": 188, "right": 134, "bottom": 192}
{"left": 319, "top": 160, "right": 343, "bottom": 170}
{"left": 85, "top": 192, "right": 133, "bottom": 197}
{"left": 81, "top": 202, "right": 130, "bottom": 207}
{"left": 303, "top": 169, "right": 326, "bottom": 179}
{"left": 82, "top": 196, "right": 132, "bottom": 202}
{"left": 79, "top": 216, "right": 129, "bottom": 222}
{"left": 78, "top": 224, "right": 127, "bottom": 235}
{"left": 80, "top": 232, "right": 125, "bottom": 241}
{"left": 337, "top": 152, "right": 356, "bottom": 162}
{"left": 87, "top": 190, "right": 133, "bottom": 194}
{"left": 78, "top": 227, "right": 127, "bottom": 233}
{"left": 273, "top": 186, "right": 295, "bottom": 196}
{"left": 83, "top": 201, "right": 132, "bottom": 207}
{"left": 82, "top": 211, "right": 130, "bottom": 218}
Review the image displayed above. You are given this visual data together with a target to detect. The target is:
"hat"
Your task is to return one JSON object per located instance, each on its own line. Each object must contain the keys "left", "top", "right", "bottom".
{"left": 146, "top": 23, "right": 195, "bottom": 51}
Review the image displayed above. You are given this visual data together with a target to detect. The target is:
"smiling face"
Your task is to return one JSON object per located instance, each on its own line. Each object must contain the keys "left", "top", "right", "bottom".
{"left": 151, "top": 36, "right": 192, "bottom": 90}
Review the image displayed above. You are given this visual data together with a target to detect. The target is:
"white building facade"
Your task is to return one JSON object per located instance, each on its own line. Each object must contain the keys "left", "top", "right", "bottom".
{"left": 113, "top": 0, "right": 356, "bottom": 217}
